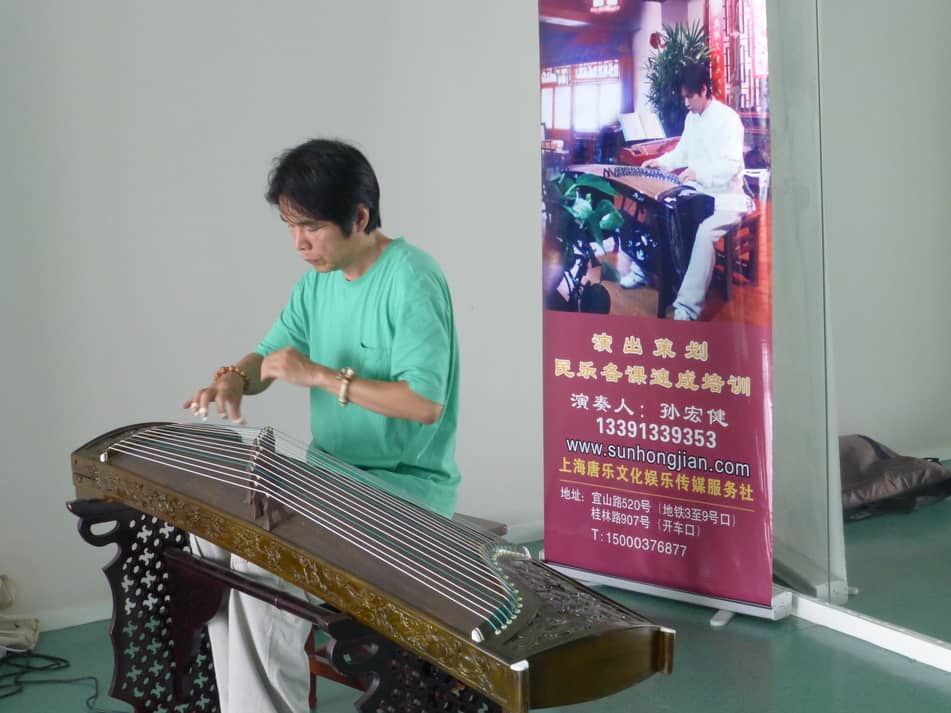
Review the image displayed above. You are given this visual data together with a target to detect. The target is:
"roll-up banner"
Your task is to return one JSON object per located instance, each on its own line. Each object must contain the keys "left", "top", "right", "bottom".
{"left": 540, "top": 0, "right": 776, "bottom": 610}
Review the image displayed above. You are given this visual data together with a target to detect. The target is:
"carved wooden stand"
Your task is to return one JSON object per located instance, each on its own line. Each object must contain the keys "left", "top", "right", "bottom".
{"left": 68, "top": 499, "right": 503, "bottom": 713}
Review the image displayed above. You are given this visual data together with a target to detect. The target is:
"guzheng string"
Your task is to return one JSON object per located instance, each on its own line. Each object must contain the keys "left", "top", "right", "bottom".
{"left": 156, "top": 425, "right": 516, "bottom": 603}
{"left": 104, "top": 423, "right": 523, "bottom": 634}
{"left": 111, "top": 423, "right": 520, "bottom": 624}
{"left": 107, "top": 424, "right": 520, "bottom": 633}
{"left": 146, "top": 424, "right": 506, "bottom": 563}
{"left": 161, "top": 425, "right": 502, "bottom": 544}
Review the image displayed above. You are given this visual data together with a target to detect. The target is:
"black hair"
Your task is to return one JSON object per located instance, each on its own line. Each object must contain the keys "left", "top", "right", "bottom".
{"left": 265, "top": 139, "right": 381, "bottom": 235}
{"left": 680, "top": 62, "right": 712, "bottom": 98}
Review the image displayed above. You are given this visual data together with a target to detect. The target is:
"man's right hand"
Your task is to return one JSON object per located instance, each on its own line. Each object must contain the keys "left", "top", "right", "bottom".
{"left": 183, "top": 373, "right": 245, "bottom": 424}
{"left": 643, "top": 158, "right": 661, "bottom": 169}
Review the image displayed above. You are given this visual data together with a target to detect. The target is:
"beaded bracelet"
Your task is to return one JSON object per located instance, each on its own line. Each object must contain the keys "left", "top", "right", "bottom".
{"left": 214, "top": 365, "right": 251, "bottom": 394}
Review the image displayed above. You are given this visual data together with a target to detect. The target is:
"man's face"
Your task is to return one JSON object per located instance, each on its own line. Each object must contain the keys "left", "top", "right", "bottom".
{"left": 681, "top": 87, "right": 709, "bottom": 114}
{"left": 279, "top": 199, "right": 358, "bottom": 273}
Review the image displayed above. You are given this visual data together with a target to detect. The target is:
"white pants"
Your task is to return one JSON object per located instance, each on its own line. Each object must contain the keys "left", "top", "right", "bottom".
{"left": 673, "top": 210, "right": 743, "bottom": 319}
{"left": 189, "top": 535, "right": 316, "bottom": 713}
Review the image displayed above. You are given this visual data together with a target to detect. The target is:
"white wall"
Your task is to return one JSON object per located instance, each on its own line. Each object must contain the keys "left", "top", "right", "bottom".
{"left": 0, "top": 0, "right": 541, "bottom": 629}
{"left": 632, "top": 1, "right": 664, "bottom": 113}
{"left": 820, "top": 0, "right": 951, "bottom": 457}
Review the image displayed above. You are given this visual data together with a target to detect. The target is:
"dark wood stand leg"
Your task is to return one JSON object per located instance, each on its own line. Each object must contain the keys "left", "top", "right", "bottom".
{"left": 68, "top": 499, "right": 221, "bottom": 713}
{"left": 70, "top": 499, "right": 503, "bottom": 713}
{"left": 657, "top": 241, "right": 678, "bottom": 318}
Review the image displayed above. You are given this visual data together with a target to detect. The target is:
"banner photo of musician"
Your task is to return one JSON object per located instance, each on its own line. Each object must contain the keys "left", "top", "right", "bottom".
{"left": 540, "top": 0, "right": 776, "bottom": 607}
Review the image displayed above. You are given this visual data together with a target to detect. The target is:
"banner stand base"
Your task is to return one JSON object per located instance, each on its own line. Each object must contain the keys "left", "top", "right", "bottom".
{"left": 709, "top": 609, "right": 736, "bottom": 628}
{"left": 543, "top": 557, "right": 793, "bottom": 625}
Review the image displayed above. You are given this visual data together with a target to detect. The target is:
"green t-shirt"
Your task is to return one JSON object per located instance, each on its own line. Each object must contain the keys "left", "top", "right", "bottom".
{"left": 255, "top": 238, "right": 461, "bottom": 517}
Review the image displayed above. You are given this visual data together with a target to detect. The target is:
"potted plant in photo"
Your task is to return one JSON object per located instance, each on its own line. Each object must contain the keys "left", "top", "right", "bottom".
{"left": 544, "top": 172, "right": 624, "bottom": 314}
{"left": 645, "top": 21, "right": 711, "bottom": 138}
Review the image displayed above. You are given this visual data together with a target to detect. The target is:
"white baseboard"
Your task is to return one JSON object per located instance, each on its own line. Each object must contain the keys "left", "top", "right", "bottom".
{"left": 34, "top": 601, "right": 112, "bottom": 632}
{"left": 787, "top": 587, "right": 951, "bottom": 673}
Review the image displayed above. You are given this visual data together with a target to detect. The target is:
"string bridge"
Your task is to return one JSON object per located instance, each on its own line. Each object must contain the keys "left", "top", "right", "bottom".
{"left": 245, "top": 426, "right": 291, "bottom": 531}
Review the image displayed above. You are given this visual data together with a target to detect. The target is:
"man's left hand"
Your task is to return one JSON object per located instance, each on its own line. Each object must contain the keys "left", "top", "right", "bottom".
{"left": 261, "top": 347, "right": 325, "bottom": 387}
{"left": 680, "top": 168, "right": 698, "bottom": 182}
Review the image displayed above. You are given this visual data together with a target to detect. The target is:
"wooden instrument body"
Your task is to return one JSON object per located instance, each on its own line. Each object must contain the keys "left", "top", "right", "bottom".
{"left": 70, "top": 423, "right": 674, "bottom": 711}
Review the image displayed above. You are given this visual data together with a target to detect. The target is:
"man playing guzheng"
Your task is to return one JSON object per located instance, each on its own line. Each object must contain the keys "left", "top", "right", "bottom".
{"left": 182, "top": 138, "right": 461, "bottom": 713}
{"left": 622, "top": 62, "right": 753, "bottom": 320}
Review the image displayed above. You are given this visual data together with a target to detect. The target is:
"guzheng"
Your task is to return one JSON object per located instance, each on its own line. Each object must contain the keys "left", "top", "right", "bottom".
{"left": 570, "top": 163, "right": 685, "bottom": 202}
{"left": 70, "top": 422, "right": 674, "bottom": 712}
{"left": 567, "top": 163, "right": 715, "bottom": 316}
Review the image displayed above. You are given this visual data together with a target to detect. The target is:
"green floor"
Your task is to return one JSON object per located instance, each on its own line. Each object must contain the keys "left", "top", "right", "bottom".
{"left": 3, "top": 582, "right": 951, "bottom": 713}
{"left": 843, "top": 496, "right": 951, "bottom": 642}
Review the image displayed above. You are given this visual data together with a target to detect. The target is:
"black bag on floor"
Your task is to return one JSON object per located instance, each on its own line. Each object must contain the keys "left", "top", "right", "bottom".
{"left": 840, "top": 435, "right": 951, "bottom": 521}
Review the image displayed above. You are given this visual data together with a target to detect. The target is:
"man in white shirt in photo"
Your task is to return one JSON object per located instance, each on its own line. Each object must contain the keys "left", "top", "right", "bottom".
{"left": 622, "top": 62, "right": 753, "bottom": 320}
